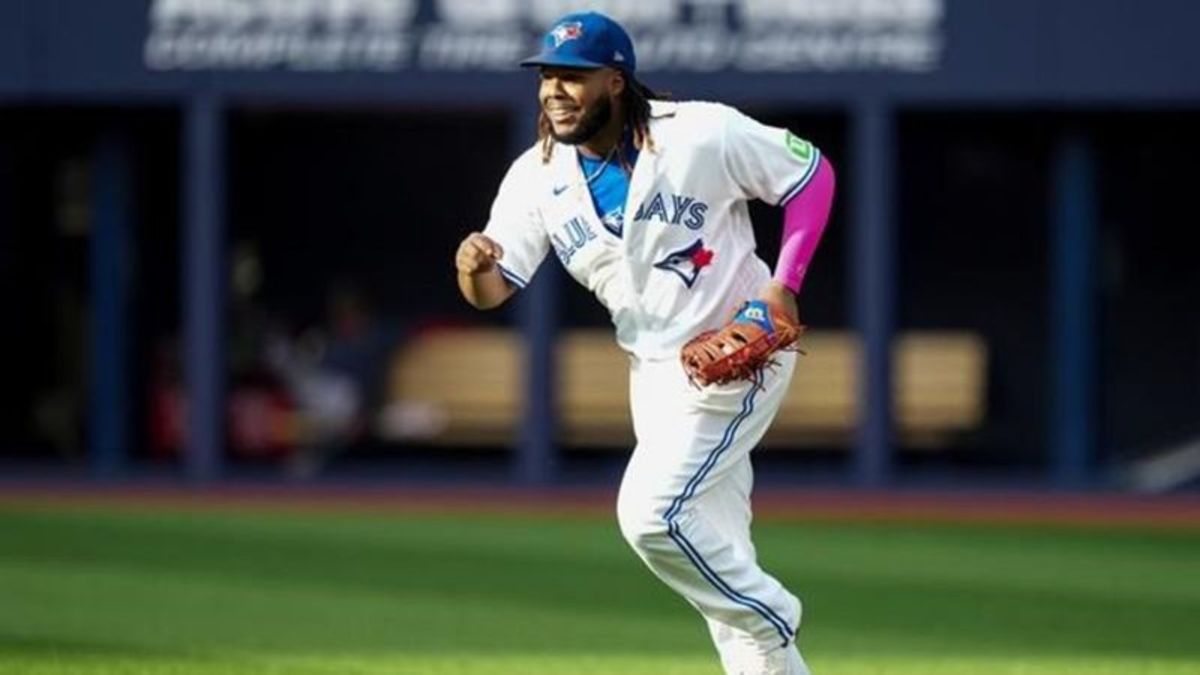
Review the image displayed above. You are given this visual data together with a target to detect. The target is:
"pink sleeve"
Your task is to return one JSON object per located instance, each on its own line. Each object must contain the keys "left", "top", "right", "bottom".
{"left": 773, "top": 156, "right": 835, "bottom": 294}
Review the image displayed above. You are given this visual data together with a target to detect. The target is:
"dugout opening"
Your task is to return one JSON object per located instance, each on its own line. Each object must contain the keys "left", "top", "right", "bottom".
{"left": 0, "top": 106, "right": 180, "bottom": 471}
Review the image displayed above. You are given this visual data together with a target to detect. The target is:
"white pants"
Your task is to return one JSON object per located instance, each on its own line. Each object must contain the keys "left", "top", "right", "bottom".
{"left": 617, "top": 352, "right": 809, "bottom": 674}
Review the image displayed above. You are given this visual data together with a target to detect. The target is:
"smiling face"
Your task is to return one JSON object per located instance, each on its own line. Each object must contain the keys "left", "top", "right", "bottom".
{"left": 539, "top": 66, "right": 625, "bottom": 146}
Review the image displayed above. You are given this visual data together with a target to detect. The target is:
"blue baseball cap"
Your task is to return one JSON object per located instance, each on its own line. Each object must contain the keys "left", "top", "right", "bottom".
{"left": 520, "top": 12, "right": 636, "bottom": 73}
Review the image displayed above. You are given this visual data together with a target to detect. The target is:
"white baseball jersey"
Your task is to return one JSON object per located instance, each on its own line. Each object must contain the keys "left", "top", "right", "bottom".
{"left": 484, "top": 100, "right": 822, "bottom": 360}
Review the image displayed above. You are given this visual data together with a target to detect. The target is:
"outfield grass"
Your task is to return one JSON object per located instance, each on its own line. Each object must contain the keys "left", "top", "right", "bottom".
{"left": 0, "top": 502, "right": 1196, "bottom": 674}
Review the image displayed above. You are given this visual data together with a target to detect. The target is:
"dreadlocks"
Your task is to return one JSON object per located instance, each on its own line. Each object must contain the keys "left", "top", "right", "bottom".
{"left": 538, "top": 74, "right": 664, "bottom": 164}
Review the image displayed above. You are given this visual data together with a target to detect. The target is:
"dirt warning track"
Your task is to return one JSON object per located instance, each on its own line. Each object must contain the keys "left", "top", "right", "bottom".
{"left": 2, "top": 482, "right": 1198, "bottom": 529}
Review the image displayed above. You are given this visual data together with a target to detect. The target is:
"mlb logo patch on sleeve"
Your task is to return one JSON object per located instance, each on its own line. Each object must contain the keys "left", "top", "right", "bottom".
{"left": 785, "top": 131, "right": 813, "bottom": 162}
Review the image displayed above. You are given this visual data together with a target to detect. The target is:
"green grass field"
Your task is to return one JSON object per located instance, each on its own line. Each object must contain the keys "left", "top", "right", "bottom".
{"left": 1, "top": 501, "right": 1197, "bottom": 674}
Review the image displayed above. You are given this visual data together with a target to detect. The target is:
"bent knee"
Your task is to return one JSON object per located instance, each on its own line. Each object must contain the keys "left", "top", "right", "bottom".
{"left": 620, "top": 515, "right": 674, "bottom": 556}
{"left": 616, "top": 495, "right": 674, "bottom": 555}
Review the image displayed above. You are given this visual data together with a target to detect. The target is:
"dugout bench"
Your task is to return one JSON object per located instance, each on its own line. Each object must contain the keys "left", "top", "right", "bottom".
{"left": 384, "top": 329, "right": 987, "bottom": 448}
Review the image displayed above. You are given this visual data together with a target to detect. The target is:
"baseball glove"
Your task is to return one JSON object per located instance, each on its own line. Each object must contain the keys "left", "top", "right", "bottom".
{"left": 681, "top": 299, "right": 805, "bottom": 387}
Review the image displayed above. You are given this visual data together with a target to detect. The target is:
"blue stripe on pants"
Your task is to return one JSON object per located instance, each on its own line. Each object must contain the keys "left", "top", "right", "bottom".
{"left": 661, "top": 371, "right": 793, "bottom": 646}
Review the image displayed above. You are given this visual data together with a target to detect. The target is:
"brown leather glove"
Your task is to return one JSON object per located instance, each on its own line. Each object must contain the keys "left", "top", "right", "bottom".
{"left": 681, "top": 300, "right": 805, "bottom": 387}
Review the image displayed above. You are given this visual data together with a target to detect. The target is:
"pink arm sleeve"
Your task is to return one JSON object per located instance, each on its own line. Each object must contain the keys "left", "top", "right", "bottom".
{"left": 773, "top": 156, "right": 835, "bottom": 294}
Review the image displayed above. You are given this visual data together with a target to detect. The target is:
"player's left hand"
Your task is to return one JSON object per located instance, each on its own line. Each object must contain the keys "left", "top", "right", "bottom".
{"left": 680, "top": 293, "right": 805, "bottom": 388}
{"left": 757, "top": 280, "right": 799, "bottom": 325}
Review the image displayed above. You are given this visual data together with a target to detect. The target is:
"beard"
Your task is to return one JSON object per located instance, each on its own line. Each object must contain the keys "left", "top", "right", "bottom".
{"left": 548, "top": 96, "right": 612, "bottom": 145}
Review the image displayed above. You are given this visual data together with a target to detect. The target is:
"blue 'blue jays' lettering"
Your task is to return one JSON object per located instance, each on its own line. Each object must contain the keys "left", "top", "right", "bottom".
{"left": 551, "top": 216, "right": 597, "bottom": 265}
{"left": 637, "top": 193, "right": 669, "bottom": 222}
{"left": 634, "top": 192, "right": 709, "bottom": 230}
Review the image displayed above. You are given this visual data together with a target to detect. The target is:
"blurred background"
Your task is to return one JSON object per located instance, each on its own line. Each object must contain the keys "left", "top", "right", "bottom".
{"left": 2, "top": 3, "right": 1199, "bottom": 675}
{"left": 1, "top": 0, "right": 1198, "bottom": 493}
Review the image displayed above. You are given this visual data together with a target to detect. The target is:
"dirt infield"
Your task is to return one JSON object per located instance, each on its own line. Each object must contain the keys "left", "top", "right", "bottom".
{"left": 2, "top": 482, "right": 1199, "bottom": 528}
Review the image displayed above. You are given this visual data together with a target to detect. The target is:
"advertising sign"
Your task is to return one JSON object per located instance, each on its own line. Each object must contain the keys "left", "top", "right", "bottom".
{"left": 143, "top": 0, "right": 945, "bottom": 73}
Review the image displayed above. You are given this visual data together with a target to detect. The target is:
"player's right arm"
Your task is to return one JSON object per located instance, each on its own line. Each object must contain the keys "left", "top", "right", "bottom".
{"left": 457, "top": 150, "right": 550, "bottom": 311}
{"left": 456, "top": 232, "right": 515, "bottom": 309}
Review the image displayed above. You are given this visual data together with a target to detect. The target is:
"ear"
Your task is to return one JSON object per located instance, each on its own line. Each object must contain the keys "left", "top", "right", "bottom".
{"left": 608, "top": 69, "right": 627, "bottom": 98}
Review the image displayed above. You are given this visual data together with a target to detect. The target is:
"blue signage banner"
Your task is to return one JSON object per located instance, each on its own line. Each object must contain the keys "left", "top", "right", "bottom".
{"left": 0, "top": 1, "right": 31, "bottom": 93}
{"left": 1, "top": 0, "right": 1198, "bottom": 103}
{"left": 141, "top": 0, "right": 946, "bottom": 74}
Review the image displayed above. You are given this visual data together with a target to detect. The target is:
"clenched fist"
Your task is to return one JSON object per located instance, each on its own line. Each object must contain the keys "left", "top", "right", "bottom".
{"left": 456, "top": 232, "right": 505, "bottom": 276}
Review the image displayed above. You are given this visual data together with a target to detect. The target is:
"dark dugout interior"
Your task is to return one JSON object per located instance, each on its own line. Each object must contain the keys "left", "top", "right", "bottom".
{"left": 1, "top": 106, "right": 1195, "bottom": 477}
{"left": 0, "top": 107, "right": 179, "bottom": 467}
{"left": 898, "top": 110, "right": 1200, "bottom": 472}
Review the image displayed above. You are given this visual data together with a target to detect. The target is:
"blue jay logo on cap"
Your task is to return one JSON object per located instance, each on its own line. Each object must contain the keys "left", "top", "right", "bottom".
{"left": 520, "top": 12, "right": 637, "bottom": 72}
{"left": 550, "top": 21, "right": 584, "bottom": 48}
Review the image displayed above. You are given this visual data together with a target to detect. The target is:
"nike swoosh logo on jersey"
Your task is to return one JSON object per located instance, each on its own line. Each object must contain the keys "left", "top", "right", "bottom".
{"left": 552, "top": 184, "right": 569, "bottom": 196}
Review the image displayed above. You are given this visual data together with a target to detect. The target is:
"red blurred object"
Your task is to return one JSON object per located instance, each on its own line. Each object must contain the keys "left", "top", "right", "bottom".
{"left": 149, "top": 382, "right": 298, "bottom": 460}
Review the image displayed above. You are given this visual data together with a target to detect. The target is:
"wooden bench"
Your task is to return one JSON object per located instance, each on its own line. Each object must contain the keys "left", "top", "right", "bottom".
{"left": 385, "top": 328, "right": 986, "bottom": 448}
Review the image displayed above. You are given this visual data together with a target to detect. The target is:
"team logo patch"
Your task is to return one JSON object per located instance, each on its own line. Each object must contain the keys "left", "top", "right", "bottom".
{"left": 601, "top": 207, "right": 625, "bottom": 238}
{"left": 550, "top": 22, "right": 583, "bottom": 48}
{"left": 785, "top": 131, "right": 813, "bottom": 162}
{"left": 653, "top": 239, "right": 715, "bottom": 289}
{"left": 734, "top": 300, "right": 776, "bottom": 333}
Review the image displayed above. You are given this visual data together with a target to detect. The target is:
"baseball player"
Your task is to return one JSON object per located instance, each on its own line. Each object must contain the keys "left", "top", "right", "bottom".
{"left": 454, "top": 11, "right": 835, "bottom": 675}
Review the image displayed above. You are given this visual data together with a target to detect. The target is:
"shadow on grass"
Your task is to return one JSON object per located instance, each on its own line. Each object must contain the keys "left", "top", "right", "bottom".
{"left": 0, "top": 634, "right": 203, "bottom": 660}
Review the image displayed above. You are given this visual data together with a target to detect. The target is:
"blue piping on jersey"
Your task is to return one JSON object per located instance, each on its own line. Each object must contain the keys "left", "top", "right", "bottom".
{"left": 660, "top": 370, "right": 794, "bottom": 646}
{"left": 496, "top": 263, "right": 528, "bottom": 289}
{"left": 778, "top": 148, "right": 823, "bottom": 207}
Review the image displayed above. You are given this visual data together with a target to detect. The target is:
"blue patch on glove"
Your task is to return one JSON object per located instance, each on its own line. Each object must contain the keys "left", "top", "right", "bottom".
{"left": 732, "top": 300, "right": 775, "bottom": 334}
